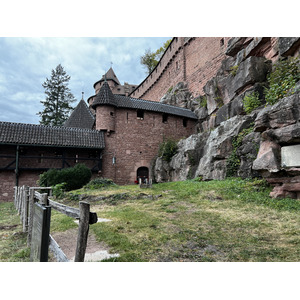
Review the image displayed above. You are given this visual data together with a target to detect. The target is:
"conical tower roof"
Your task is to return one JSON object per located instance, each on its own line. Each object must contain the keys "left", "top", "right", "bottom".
{"left": 91, "top": 81, "right": 118, "bottom": 109}
{"left": 93, "top": 67, "right": 120, "bottom": 88}
{"left": 64, "top": 99, "right": 95, "bottom": 129}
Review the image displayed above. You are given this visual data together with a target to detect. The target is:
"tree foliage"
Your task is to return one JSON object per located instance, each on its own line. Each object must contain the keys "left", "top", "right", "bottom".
{"left": 38, "top": 64, "right": 76, "bottom": 126}
{"left": 140, "top": 39, "right": 172, "bottom": 74}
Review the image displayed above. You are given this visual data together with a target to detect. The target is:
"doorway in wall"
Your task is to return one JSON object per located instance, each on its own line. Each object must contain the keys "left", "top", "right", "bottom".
{"left": 136, "top": 167, "right": 149, "bottom": 183}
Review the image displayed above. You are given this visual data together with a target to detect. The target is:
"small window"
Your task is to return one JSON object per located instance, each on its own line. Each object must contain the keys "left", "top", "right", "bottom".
{"left": 183, "top": 118, "right": 188, "bottom": 127}
{"left": 74, "top": 154, "right": 79, "bottom": 163}
{"left": 110, "top": 111, "right": 114, "bottom": 117}
{"left": 137, "top": 109, "right": 144, "bottom": 120}
{"left": 162, "top": 113, "right": 168, "bottom": 123}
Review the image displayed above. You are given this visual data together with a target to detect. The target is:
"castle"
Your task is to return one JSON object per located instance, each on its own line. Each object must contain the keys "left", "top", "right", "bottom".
{"left": 1, "top": 37, "right": 299, "bottom": 201}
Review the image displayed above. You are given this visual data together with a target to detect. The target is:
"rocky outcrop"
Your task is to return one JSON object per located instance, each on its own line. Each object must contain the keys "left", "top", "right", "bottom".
{"left": 154, "top": 37, "right": 300, "bottom": 199}
{"left": 154, "top": 115, "right": 256, "bottom": 183}
{"left": 160, "top": 82, "right": 194, "bottom": 108}
{"left": 253, "top": 92, "right": 300, "bottom": 198}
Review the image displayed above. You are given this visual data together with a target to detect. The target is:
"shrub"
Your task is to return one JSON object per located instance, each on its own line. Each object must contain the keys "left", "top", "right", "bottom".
{"left": 52, "top": 183, "right": 67, "bottom": 199}
{"left": 243, "top": 91, "right": 261, "bottom": 114}
{"left": 229, "top": 64, "right": 239, "bottom": 76}
{"left": 158, "top": 139, "right": 178, "bottom": 162}
{"left": 84, "top": 178, "right": 116, "bottom": 190}
{"left": 265, "top": 57, "right": 300, "bottom": 105}
{"left": 226, "top": 125, "right": 254, "bottom": 177}
{"left": 39, "top": 163, "right": 92, "bottom": 191}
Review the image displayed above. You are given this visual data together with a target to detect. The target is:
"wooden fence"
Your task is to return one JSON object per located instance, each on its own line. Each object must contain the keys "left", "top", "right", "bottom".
{"left": 14, "top": 185, "right": 98, "bottom": 262}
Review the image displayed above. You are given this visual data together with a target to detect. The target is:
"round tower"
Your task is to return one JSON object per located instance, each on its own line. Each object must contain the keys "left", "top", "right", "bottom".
{"left": 91, "top": 81, "right": 117, "bottom": 133}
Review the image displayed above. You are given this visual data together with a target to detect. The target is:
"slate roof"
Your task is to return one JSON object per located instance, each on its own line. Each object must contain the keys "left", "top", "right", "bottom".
{"left": 93, "top": 67, "right": 121, "bottom": 88}
{"left": 91, "top": 81, "right": 118, "bottom": 107}
{"left": 64, "top": 99, "right": 95, "bottom": 129}
{"left": 0, "top": 121, "right": 105, "bottom": 149}
{"left": 91, "top": 82, "right": 198, "bottom": 120}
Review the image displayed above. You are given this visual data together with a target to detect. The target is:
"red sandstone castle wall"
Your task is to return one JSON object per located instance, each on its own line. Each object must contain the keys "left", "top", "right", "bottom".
{"left": 100, "top": 107, "right": 196, "bottom": 184}
{"left": 130, "top": 37, "right": 231, "bottom": 101}
{"left": 0, "top": 145, "right": 102, "bottom": 202}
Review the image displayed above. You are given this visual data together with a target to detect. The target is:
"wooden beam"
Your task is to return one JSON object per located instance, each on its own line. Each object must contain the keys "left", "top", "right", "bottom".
{"left": 49, "top": 235, "right": 69, "bottom": 262}
{"left": 48, "top": 198, "right": 80, "bottom": 219}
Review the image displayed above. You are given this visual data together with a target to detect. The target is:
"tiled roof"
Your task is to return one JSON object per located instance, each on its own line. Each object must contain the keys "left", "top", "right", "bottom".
{"left": 91, "top": 81, "right": 118, "bottom": 108}
{"left": 64, "top": 100, "right": 95, "bottom": 129}
{"left": 93, "top": 67, "right": 121, "bottom": 88}
{"left": 0, "top": 121, "right": 105, "bottom": 149}
{"left": 91, "top": 82, "right": 197, "bottom": 120}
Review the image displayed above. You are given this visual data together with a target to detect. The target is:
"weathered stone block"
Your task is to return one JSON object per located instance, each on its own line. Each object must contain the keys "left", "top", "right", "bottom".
{"left": 281, "top": 145, "right": 300, "bottom": 167}
{"left": 252, "top": 140, "right": 281, "bottom": 173}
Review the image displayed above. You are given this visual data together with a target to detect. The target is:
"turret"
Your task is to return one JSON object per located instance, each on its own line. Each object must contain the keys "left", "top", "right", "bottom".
{"left": 91, "top": 82, "right": 117, "bottom": 133}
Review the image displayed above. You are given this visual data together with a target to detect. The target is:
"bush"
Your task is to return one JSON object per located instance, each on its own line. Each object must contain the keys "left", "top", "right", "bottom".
{"left": 265, "top": 57, "right": 300, "bottom": 105}
{"left": 39, "top": 163, "right": 92, "bottom": 191}
{"left": 84, "top": 178, "right": 116, "bottom": 190}
{"left": 243, "top": 91, "right": 261, "bottom": 114}
{"left": 158, "top": 139, "right": 178, "bottom": 162}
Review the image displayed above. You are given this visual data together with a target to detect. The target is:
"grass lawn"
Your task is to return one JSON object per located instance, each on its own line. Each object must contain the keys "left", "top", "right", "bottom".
{"left": 68, "top": 178, "right": 300, "bottom": 262}
{"left": 1, "top": 178, "right": 300, "bottom": 262}
{"left": 0, "top": 202, "right": 30, "bottom": 262}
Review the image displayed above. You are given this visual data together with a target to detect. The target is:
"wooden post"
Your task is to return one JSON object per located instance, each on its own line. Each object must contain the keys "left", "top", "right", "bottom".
{"left": 22, "top": 186, "right": 29, "bottom": 232}
{"left": 27, "top": 188, "right": 35, "bottom": 246}
{"left": 74, "top": 201, "right": 90, "bottom": 262}
{"left": 40, "top": 193, "right": 48, "bottom": 206}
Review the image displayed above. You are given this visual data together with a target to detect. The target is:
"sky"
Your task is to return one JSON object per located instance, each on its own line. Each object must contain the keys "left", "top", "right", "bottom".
{"left": 0, "top": 1, "right": 296, "bottom": 126}
{"left": 0, "top": 37, "right": 170, "bottom": 124}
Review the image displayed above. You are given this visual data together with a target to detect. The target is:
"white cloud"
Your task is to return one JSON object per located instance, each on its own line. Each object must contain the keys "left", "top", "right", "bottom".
{"left": 0, "top": 37, "right": 170, "bottom": 124}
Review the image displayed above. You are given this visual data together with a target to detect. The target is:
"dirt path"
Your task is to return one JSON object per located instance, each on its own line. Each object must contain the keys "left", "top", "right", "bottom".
{"left": 51, "top": 227, "right": 119, "bottom": 262}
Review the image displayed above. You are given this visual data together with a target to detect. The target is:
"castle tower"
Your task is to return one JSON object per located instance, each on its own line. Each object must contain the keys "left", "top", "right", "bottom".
{"left": 91, "top": 81, "right": 117, "bottom": 133}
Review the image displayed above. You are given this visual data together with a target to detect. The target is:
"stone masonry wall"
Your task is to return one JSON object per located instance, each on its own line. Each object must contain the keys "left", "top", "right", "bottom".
{"left": 130, "top": 37, "right": 231, "bottom": 101}
{"left": 100, "top": 107, "right": 196, "bottom": 185}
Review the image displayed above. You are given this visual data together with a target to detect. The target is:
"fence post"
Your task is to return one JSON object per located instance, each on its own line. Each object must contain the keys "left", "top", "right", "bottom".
{"left": 74, "top": 201, "right": 90, "bottom": 262}
{"left": 22, "top": 186, "right": 29, "bottom": 233}
{"left": 27, "top": 188, "right": 35, "bottom": 246}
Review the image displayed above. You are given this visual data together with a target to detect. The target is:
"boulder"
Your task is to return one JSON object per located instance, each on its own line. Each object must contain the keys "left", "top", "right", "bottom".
{"left": 154, "top": 157, "right": 171, "bottom": 183}
{"left": 254, "top": 93, "right": 300, "bottom": 131}
{"left": 264, "top": 123, "right": 300, "bottom": 144}
{"left": 252, "top": 140, "right": 281, "bottom": 173}
{"left": 229, "top": 56, "right": 271, "bottom": 98}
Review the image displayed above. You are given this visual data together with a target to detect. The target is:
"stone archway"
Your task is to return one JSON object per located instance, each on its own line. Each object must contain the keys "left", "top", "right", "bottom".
{"left": 136, "top": 166, "right": 149, "bottom": 183}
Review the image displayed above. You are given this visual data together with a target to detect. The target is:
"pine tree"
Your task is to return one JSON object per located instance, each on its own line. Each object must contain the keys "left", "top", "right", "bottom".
{"left": 38, "top": 64, "right": 76, "bottom": 126}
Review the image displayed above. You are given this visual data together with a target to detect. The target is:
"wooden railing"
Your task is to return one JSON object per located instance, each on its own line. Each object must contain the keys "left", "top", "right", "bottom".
{"left": 14, "top": 185, "right": 97, "bottom": 262}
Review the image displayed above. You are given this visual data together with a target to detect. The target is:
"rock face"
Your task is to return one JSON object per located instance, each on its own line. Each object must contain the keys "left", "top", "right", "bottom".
{"left": 154, "top": 38, "right": 300, "bottom": 199}
{"left": 252, "top": 93, "right": 300, "bottom": 198}
{"left": 160, "top": 82, "right": 193, "bottom": 108}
